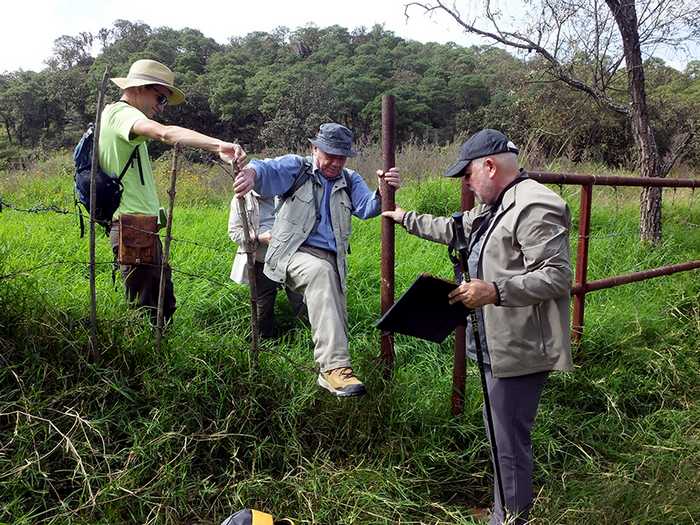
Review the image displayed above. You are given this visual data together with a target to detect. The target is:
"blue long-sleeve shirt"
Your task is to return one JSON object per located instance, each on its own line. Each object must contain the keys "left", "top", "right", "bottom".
{"left": 249, "top": 154, "right": 381, "bottom": 252}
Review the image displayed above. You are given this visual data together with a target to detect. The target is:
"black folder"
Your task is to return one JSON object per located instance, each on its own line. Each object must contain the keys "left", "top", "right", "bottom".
{"left": 376, "top": 273, "right": 467, "bottom": 343}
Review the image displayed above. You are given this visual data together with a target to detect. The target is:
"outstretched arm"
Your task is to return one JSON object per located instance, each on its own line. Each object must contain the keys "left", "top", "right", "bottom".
{"left": 132, "top": 119, "right": 246, "bottom": 166}
{"left": 383, "top": 206, "right": 457, "bottom": 245}
{"left": 351, "top": 167, "right": 402, "bottom": 219}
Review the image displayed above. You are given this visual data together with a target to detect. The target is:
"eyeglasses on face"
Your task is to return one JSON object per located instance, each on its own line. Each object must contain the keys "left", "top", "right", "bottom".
{"left": 148, "top": 85, "right": 169, "bottom": 106}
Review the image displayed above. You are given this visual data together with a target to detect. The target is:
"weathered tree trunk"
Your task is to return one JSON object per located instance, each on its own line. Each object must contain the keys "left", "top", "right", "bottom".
{"left": 2, "top": 119, "right": 12, "bottom": 144}
{"left": 606, "top": 0, "right": 662, "bottom": 244}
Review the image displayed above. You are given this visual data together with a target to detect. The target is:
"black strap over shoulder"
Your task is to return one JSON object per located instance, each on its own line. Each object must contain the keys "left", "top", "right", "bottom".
{"left": 274, "top": 156, "right": 353, "bottom": 216}
{"left": 273, "top": 157, "right": 315, "bottom": 215}
{"left": 280, "top": 157, "right": 314, "bottom": 200}
{"left": 118, "top": 144, "right": 144, "bottom": 185}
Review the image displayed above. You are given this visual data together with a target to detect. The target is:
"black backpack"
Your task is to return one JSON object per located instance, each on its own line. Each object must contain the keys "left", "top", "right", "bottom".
{"left": 73, "top": 123, "right": 143, "bottom": 233}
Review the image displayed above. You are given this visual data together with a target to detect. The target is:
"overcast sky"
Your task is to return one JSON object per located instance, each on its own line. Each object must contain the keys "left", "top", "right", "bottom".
{"left": 2, "top": 0, "right": 694, "bottom": 73}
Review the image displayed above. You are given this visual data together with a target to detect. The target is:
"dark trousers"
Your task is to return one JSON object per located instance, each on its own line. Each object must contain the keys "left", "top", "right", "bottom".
{"left": 483, "top": 365, "right": 549, "bottom": 525}
{"left": 254, "top": 262, "right": 304, "bottom": 338}
{"left": 110, "top": 225, "right": 176, "bottom": 325}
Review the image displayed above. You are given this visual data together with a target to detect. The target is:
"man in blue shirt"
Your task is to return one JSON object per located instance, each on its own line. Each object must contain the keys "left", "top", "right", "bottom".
{"left": 234, "top": 123, "right": 400, "bottom": 397}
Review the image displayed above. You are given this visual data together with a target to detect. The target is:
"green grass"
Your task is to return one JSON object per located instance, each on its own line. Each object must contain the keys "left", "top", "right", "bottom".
{"left": 0, "top": 153, "right": 698, "bottom": 524}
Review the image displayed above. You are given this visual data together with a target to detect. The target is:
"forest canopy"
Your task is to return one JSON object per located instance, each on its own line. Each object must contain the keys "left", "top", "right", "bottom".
{"left": 1, "top": 20, "right": 698, "bottom": 169}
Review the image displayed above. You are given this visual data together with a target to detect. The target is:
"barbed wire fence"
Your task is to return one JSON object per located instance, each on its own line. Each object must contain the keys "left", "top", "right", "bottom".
{"left": 1, "top": 175, "right": 699, "bottom": 376}
{"left": 0, "top": 207, "right": 321, "bottom": 378}
{"left": 0, "top": 156, "right": 325, "bottom": 377}
{"left": 2, "top": 186, "right": 699, "bottom": 280}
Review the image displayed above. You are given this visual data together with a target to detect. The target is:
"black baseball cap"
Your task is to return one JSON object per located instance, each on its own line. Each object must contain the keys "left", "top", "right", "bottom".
{"left": 444, "top": 129, "right": 519, "bottom": 177}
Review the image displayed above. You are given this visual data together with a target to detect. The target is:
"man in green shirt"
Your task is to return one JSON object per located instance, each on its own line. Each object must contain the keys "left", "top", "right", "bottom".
{"left": 100, "top": 59, "right": 246, "bottom": 324}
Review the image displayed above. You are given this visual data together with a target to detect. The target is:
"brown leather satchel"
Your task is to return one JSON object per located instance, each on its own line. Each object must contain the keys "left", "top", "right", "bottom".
{"left": 118, "top": 213, "right": 158, "bottom": 265}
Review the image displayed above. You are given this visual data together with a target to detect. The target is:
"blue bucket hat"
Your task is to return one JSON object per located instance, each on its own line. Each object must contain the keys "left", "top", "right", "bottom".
{"left": 444, "top": 129, "right": 519, "bottom": 177}
{"left": 308, "top": 123, "right": 357, "bottom": 157}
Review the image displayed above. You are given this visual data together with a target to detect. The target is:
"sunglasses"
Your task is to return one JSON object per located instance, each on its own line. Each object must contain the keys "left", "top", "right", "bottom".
{"left": 148, "top": 86, "right": 169, "bottom": 106}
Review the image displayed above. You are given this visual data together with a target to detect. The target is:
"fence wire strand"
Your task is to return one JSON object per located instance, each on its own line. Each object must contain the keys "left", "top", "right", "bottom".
{"left": 1, "top": 188, "right": 699, "bottom": 283}
{"left": 1, "top": 183, "right": 698, "bottom": 376}
{"left": 0, "top": 197, "right": 229, "bottom": 253}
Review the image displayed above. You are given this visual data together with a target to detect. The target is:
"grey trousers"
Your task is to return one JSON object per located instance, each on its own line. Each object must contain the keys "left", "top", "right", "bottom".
{"left": 109, "top": 225, "right": 176, "bottom": 325}
{"left": 483, "top": 365, "right": 549, "bottom": 525}
{"left": 284, "top": 246, "right": 350, "bottom": 372}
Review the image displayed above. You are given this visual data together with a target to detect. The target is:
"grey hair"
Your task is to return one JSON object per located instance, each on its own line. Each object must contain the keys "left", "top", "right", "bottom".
{"left": 474, "top": 152, "right": 518, "bottom": 171}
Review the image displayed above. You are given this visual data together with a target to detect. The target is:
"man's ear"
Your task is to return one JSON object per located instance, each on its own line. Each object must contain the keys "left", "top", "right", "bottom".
{"left": 484, "top": 157, "right": 497, "bottom": 178}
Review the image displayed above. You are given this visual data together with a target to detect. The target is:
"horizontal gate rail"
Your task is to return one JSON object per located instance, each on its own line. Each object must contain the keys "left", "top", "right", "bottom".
{"left": 529, "top": 171, "right": 700, "bottom": 188}
{"left": 572, "top": 260, "right": 700, "bottom": 294}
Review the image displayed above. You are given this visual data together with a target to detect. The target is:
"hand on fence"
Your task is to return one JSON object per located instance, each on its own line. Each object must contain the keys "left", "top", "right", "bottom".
{"left": 377, "top": 167, "right": 401, "bottom": 190}
{"left": 381, "top": 206, "right": 406, "bottom": 224}
{"left": 233, "top": 167, "right": 256, "bottom": 197}
{"left": 219, "top": 142, "right": 247, "bottom": 168}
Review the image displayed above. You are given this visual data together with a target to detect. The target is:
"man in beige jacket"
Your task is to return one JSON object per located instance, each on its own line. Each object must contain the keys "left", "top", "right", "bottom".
{"left": 233, "top": 123, "right": 400, "bottom": 397}
{"left": 383, "top": 129, "right": 573, "bottom": 524}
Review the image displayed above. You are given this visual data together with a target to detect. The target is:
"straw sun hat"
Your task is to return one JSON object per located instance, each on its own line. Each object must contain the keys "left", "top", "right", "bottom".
{"left": 110, "top": 59, "right": 185, "bottom": 105}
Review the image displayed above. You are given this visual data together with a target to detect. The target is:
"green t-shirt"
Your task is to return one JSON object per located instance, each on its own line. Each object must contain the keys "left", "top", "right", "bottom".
{"left": 99, "top": 101, "right": 160, "bottom": 218}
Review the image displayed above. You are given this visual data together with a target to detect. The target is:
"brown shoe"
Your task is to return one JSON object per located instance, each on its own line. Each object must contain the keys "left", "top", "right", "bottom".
{"left": 317, "top": 367, "right": 367, "bottom": 397}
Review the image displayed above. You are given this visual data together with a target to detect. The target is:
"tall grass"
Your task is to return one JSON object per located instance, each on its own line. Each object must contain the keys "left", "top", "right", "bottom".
{"left": 0, "top": 150, "right": 698, "bottom": 524}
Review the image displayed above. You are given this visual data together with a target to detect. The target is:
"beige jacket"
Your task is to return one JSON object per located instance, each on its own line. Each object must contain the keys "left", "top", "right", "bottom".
{"left": 264, "top": 170, "right": 355, "bottom": 291}
{"left": 403, "top": 177, "right": 573, "bottom": 377}
{"left": 228, "top": 192, "right": 269, "bottom": 284}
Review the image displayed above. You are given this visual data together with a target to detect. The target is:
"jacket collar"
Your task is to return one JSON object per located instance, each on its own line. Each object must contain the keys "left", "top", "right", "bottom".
{"left": 494, "top": 169, "right": 528, "bottom": 211}
{"left": 470, "top": 170, "right": 528, "bottom": 245}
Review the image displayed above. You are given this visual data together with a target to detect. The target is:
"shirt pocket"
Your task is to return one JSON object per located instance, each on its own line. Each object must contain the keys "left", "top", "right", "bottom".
{"left": 265, "top": 229, "right": 294, "bottom": 269}
{"left": 338, "top": 197, "right": 353, "bottom": 239}
{"left": 284, "top": 182, "right": 314, "bottom": 226}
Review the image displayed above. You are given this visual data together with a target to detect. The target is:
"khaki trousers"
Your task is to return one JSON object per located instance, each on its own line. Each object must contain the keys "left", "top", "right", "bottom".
{"left": 285, "top": 246, "right": 350, "bottom": 372}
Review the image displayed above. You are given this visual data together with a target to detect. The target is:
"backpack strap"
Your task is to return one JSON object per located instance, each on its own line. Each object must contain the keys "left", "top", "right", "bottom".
{"left": 281, "top": 157, "right": 314, "bottom": 200}
{"left": 342, "top": 170, "right": 353, "bottom": 210}
{"left": 273, "top": 157, "right": 315, "bottom": 215}
{"left": 273, "top": 157, "right": 354, "bottom": 215}
{"left": 75, "top": 199, "right": 85, "bottom": 238}
{"left": 118, "top": 144, "right": 144, "bottom": 185}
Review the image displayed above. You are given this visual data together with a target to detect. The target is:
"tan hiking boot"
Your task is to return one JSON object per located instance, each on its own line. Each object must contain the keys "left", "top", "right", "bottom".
{"left": 317, "top": 367, "right": 367, "bottom": 397}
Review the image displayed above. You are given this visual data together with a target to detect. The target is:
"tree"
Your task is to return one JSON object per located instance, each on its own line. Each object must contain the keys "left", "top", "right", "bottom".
{"left": 47, "top": 32, "right": 95, "bottom": 69}
{"left": 407, "top": 0, "right": 700, "bottom": 243}
{"left": 0, "top": 71, "right": 60, "bottom": 147}
{"left": 258, "top": 71, "right": 340, "bottom": 150}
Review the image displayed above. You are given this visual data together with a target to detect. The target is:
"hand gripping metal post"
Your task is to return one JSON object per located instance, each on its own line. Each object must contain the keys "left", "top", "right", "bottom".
{"left": 451, "top": 211, "right": 507, "bottom": 519}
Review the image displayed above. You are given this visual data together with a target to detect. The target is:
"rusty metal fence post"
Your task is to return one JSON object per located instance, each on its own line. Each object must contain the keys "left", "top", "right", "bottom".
{"left": 380, "top": 95, "right": 396, "bottom": 375}
{"left": 528, "top": 171, "right": 700, "bottom": 342}
{"left": 572, "top": 183, "right": 593, "bottom": 343}
{"left": 235, "top": 165, "right": 260, "bottom": 366}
